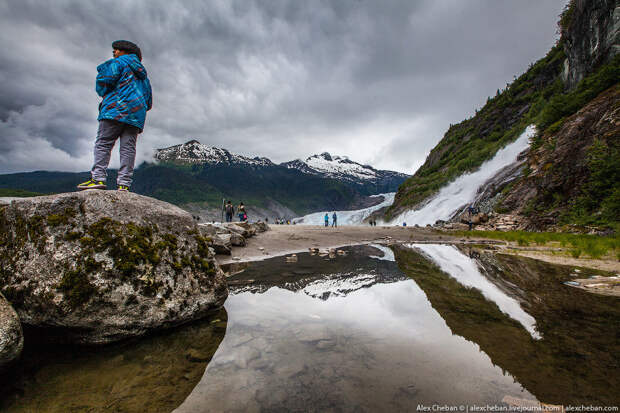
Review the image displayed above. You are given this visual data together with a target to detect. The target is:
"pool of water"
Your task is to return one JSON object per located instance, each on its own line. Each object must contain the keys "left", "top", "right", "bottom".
{"left": 2, "top": 244, "right": 619, "bottom": 412}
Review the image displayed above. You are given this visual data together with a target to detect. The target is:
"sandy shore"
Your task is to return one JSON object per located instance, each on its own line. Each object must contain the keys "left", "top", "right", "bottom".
{"left": 217, "top": 225, "right": 620, "bottom": 274}
{"left": 217, "top": 225, "right": 452, "bottom": 264}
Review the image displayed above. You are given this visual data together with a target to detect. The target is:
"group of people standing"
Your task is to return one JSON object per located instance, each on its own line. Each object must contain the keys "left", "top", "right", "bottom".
{"left": 324, "top": 212, "right": 338, "bottom": 227}
{"left": 224, "top": 200, "right": 247, "bottom": 222}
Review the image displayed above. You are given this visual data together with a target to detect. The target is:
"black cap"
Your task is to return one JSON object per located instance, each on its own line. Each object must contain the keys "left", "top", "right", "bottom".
{"left": 112, "top": 40, "right": 142, "bottom": 61}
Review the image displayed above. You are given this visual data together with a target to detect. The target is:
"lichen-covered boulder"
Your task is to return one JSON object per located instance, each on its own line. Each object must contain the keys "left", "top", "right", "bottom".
{"left": 0, "top": 191, "right": 227, "bottom": 344}
{"left": 0, "top": 293, "right": 23, "bottom": 367}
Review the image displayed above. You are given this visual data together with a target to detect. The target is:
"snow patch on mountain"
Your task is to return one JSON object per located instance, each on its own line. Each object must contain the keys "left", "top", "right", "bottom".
{"left": 155, "top": 140, "right": 274, "bottom": 167}
{"left": 283, "top": 152, "right": 408, "bottom": 183}
{"left": 155, "top": 142, "right": 409, "bottom": 189}
{"left": 305, "top": 152, "right": 377, "bottom": 180}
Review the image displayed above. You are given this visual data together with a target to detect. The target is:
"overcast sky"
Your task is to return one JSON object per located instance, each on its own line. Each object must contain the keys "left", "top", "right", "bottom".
{"left": 0, "top": 0, "right": 568, "bottom": 175}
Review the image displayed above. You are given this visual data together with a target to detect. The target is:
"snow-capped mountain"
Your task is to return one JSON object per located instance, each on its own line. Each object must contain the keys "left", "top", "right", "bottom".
{"left": 154, "top": 140, "right": 274, "bottom": 167}
{"left": 154, "top": 141, "right": 409, "bottom": 197}
{"left": 282, "top": 152, "right": 409, "bottom": 185}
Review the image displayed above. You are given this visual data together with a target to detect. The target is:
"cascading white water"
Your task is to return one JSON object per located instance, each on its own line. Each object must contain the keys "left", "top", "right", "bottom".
{"left": 294, "top": 192, "right": 395, "bottom": 226}
{"left": 410, "top": 243, "right": 540, "bottom": 339}
{"left": 388, "top": 125, "right": 536, "bottom": 226}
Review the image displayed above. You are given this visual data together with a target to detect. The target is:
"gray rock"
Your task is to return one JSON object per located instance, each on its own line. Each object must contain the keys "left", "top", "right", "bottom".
{"left": 197, "top": 224, "right": 219, "bottom": 236}
{"left": 211, "top": 234, "right": 232, "bottom": 255}
{"left": 222, "top": 223, "right": 251, "bottom": 238}
{"left": 229, "top": 232, "right": 246, "bottom": 247}
{"left": 0, "top": 191, "right": 228, "bottom": 344}
{"left": 253, "top": 222, "right": 270, "bottom": 233}
{"left": 0, "top": 293, "right": 23, "bottom": 367}
{"left": 562, "top": 0, "right": 619, "bottom": 89}
{"left": 235, "top": 222, "right": 257, "bottom": 237}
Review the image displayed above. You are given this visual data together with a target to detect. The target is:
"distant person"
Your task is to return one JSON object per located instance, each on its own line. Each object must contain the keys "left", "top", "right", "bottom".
{"left": 324, "top": 213, "right": 329, "bottom": 227}
{"left": 332, "top": 212, "right": 337, "bottom": 227}
{"left": 78, "top": 40, "right": 152, "bottom": 192}
{"left": 238, "top": 202, "right": 246, "bottom": 222}
{"left": 224, "top": 200, "right": 234, "bottom": 222}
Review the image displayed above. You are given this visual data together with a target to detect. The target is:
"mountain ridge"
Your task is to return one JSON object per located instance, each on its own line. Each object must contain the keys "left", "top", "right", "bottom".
{"left": 0, "top": 142, "right": 410, "bottom": 221}
{"left": 154, "top": 140, "right": 409, "bottom": 188}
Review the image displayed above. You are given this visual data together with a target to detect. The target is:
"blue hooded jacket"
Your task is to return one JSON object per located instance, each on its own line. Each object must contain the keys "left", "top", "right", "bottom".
{"left": 96, "top": 54, "right": 152, "bottom": 131}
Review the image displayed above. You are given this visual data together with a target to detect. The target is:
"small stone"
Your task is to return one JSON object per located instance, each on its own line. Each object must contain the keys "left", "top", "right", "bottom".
{"left": 185, "top": 349, "right": 212, "bottom": 362}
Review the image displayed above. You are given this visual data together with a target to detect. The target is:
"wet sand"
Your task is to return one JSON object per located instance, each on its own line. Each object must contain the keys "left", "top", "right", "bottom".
{"left": 217, "top": 225, "right": 620, "bottom": 274}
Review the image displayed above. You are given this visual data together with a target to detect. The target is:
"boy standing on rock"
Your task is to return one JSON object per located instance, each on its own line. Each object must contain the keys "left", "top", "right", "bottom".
{"left": 78, "top": 40, "right": 152, "bottom": 192}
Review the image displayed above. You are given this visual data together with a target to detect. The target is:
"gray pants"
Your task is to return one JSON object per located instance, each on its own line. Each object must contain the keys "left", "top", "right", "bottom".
{"left": 91, "top": 120, "right": 139, "bottom": 187}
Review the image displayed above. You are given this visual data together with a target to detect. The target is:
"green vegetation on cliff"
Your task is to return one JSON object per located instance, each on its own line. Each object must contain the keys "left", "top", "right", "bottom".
{"left": 389, "top": 47, "right": 619, "bottom": 227}
{"left": 536, "top": 55, "right": 620, "bottom": 135}
{"left": 387, "top": 44, "right": 567, "bottom": 217}
{"left": 560, "top": 135, "right": 620, "bottom": 228}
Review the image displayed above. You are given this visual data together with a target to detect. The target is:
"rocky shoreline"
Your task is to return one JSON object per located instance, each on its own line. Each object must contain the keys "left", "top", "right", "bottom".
{"left": 0, "top": 192, "right": 252, "bottom": 366}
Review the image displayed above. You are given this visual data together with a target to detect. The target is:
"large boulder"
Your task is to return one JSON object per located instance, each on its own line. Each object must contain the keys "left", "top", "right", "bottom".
{"left": 0, "top": 293, "right": 23, "bottom": 367}
{"left": 228, "top": 232, "right": 246, "bottom": 247}
{"left": 235, "top": 221, "right": 257, "bottom": 236}
{"left": 222, "top": 223, "right": 252, "bottom": 238}
{"left": 251, "top": 221, "right": 270, "bottom": 233}
{"left": 0, "top": 191, "right": 228, "bottom": 345}
{"left": 211, "top": 234, "right": 232, "bottom": 255}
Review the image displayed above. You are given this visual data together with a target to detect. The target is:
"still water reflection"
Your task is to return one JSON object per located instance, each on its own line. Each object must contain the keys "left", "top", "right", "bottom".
{"left": 1, "top": 309, "right": 227, "bottom": 412}
{"left": 175, "top": 245, "right": 539, "bottom": 412}
{"left": 3, "top": 244, "right": 618, "bottom": 412}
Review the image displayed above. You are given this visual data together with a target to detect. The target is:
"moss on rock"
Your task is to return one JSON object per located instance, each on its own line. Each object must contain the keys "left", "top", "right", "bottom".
{"left": 57, "top": 268, "right": 98, "bottom": 309}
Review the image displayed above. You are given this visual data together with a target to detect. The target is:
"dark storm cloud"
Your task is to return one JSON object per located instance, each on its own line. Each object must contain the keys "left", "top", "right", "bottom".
{"left": 0, "top": 0, "right": 568, "bottom": 174}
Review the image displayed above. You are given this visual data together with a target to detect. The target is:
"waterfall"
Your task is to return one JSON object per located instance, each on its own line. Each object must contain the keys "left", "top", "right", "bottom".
{"left": 388, "top": 125, "right": 535, "bottom": 226}
{"left": 295, "top": 192, "right": 395, "bottom": 225}
{"left": 410, "top": 243, "right": 540, "bottom": 339}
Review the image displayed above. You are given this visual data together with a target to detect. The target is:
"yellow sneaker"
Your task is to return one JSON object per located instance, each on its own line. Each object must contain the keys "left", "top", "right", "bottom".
{"left": 77, "top": 179, "right": 106, "bottom": 190}
{"left": 117, "top": 185, "right": 130, "bottom": 192}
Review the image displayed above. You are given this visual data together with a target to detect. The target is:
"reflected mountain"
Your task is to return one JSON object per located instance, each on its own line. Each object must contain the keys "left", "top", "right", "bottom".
{"left": 393, "top": 245, "right": 620, "bottom": 406}
{"left": 1, "top": 308, "right": 227, "bottom": 413}
{"left": 228, "top": 245, "right": 407, "bottom": 299}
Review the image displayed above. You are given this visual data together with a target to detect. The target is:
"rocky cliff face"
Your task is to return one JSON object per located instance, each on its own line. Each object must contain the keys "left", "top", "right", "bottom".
{"left": 498, "top": 86, "right": 619, "bottom": 230}
{"left": 389, "top": 0, "right": 619, "bottom": 231}
{"left": 0, "top": 191, "right": 228, "bottom": 344}
{"left": 561, "top": 0, "right": 620, "bottom": 89}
